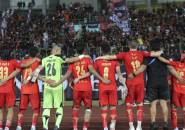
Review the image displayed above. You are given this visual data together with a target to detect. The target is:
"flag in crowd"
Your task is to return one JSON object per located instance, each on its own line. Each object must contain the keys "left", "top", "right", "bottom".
{"left": 108, "top": 0, "right": 131, "bottom": 35}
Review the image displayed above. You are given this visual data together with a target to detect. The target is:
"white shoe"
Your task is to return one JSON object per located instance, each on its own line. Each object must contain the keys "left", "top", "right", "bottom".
{"left": 73, "top": 128, "right": 78, "bottom": 130}
{"left": 103, "top": 127, "right": 108, "bottom": 130}
{"left": 4, "top": 127, "right": 9, "bottom": 130}
{"left": 83, "top": 128, "right": 87, "bottom": 130}
{"left": 16, "top": 126, "right": 22, "bottom": 130}
{"left": 136, "top": 126, "right": 142, "bottom": 130}
{"left": 110, "top": 122, "right": 115, "bottom": 130}
{"left": 129, "top": 127, "right": 135, "bottom": 130}
{"left": 0, "top": 128, "right": 3, "bottom": 130}
{"left": 31, "top": 125, "right": 36, "bottom": 130}
{"left": 174, "top": 128, "right": 179, "bottom": 130}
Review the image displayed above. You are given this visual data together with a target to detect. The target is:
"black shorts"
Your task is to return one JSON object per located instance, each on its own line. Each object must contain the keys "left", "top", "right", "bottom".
{"left": 146, "top": 83, "right": 170, "bottom": 102}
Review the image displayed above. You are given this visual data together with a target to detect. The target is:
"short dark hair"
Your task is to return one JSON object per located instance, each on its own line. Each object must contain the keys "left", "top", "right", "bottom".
{"left": 29, "top": 46, "right": 39, "bottom": 58}
{"left": 173, "top": 53, "right": 181, "bottom": 61}
{"left": 101, "top": 44, "right": 110, "bottom": 54}
{"left": 150, "top": 38, "right": 162, "bottom": 51}
{"left": 0, "top": 50, "right": 12, "bottom": 60}
{"left": 76, "top": 44, "right": 85, "bottom": 54}
{"left": 128, "top": 40, "right": 138, "bottom": 49}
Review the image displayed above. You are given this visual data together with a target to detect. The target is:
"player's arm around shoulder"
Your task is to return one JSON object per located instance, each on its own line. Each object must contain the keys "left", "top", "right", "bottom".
{"left": 96, "top": 55, "right": 117, "bottom": 61}
{"left": 20, "top": 57, "right": 40, "bottom": 68}
{"left": 64, "top": 55, "right": 91, "bottom": 64}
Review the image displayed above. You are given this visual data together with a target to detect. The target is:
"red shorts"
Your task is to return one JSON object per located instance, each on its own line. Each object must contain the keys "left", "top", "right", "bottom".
{"left": 125, "top": 81, "right": 144, "bottom": 104}
{"left": 99, "top": 89, "right": 117, "bottom": 106}
{"left": 73, "top": 90, "right": 92, "bottom": 109}
{"left": 171, "top": 92, "right": 185, "bottom": 107}
{"left": 0, "top": 91, "right": 15, "bottom": 108}
{"left": 20, "top": 93, "right": 40, "bottom": 110}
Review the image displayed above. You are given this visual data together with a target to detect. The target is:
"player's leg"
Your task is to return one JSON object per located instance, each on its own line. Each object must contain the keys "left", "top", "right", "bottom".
{"left": 183, "top": 106, "right": 185, "bottom": 130}
{"left": 101, "top": 106, "right": 108, "bottom": 130}
{"left": 126, "top": 102, "right": 134, "bottom": 130}
{"left": 136, "top": 103, "right": 143, "bottom": 130}
{"left": 159, "top": 86, "right": 170, "bottom": 130}
{"left": 53, "top": 88, "right": 64, "bottom": 130}
{"left": 42, "top": 109, "right": 50, "bottom": 130}
{"left": 16, "top": 94, "right": 29, "bottom": 130}
{"left": 5, "top": 92, "right": 16, "bottom": 130}
{"left": 150, "top": 100, "right": 158, "bottom": 130}
{"left": 42, "top": 88, "right": 52, "bottom": 130}
{"left": 109, "top": 106, "right": 117, "bottom": 130}
{"left": 180, "top": 94, "right": 185, "bottom": 130}
{"left": 171, "top": 105, "right": 178, "bottom": 130}
{"left": 83, "top": 91, "right": 92, "bottom": 130}
{"left": 0, "top": 93, "right": 5, "bottom": 130}
{"left": 147, "top": 86, "right": 159, "bottom": 130}
{"left": 72, "top": 90, "right": 81, "bottom": 130}
{"left": 5, "top": 107, "right": 14, "bottom": 130}
{"left": 125, "top": 82, "right": 135, "bottom": 130}
{"left": 72, "top": 107, "right": 79, "bottom": 130}
{"left": 109, "top": 90, "right": 118, "bottom": 130}
{"left": 159, "top": 100, "right": 169, "bottom": 129}
{"left": 30, "top": 93, "right": 41, "bottom": 130}
{"left": 135, "top": 84, "right": 144, "bottom": 130}
{"left": 171, "top": 91, "right": 180, "bottom": 130}
{"left": 99, "top": 90, "right": 109, "bottom": 130}
{"left": 0, "top": 108, "right": 3, "bottom": 130}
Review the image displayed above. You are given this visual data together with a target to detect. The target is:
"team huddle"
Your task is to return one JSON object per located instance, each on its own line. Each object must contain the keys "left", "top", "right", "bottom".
{"left": 0, "top": 38, "right": 185, "bottom": 130}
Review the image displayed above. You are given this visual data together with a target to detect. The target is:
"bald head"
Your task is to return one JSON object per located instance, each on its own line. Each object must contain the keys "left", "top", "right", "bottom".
{"left": 51, "top": 45, "right": 61, "bottom": 55}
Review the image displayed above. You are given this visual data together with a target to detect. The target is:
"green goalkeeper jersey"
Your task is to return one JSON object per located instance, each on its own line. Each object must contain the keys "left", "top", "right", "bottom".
{"left": 42, "top": 55, "right": 65, "bottom": 90}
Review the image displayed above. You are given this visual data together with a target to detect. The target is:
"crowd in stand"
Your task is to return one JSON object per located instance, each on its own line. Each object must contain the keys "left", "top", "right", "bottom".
{"left": 0, "top": 2, "right": 185, "bottom": 60}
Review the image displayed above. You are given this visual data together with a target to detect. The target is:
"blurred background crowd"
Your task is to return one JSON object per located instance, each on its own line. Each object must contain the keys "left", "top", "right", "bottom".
{"left": 0, "top": 1, "right": 185, "bottom": 60}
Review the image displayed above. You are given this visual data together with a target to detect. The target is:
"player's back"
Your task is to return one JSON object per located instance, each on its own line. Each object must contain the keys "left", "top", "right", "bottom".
{"left": 21, "top": 58, "right": 40, "bottom": 81}
{"left": 68, "top": 57, "right": 92, "bottom": 91}
{"left": 0, "top": 59, "right": 19, "bottom": 93}
{"left": 21, "top": 58, "right": 40, "bottom": 94}
{"left": 124, "top": 50, "right": 145, "bottom": 74}
{"left": 42, "top": 55, "right": 64, "bottom": 81}
{"left": 94, "top": 59, "right": 118, "bottom": 90}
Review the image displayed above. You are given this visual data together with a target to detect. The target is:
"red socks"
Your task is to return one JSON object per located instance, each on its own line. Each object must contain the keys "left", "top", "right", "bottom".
{"left": 183, "top": 110, "right": 185, "bottom": 128}
{"left": 32, "top": 113, "right": 39, "bottom": 126}
{"left": 0, "top": 121, "right": 2, "bottom": 129}
{"left": 72, "top": 110, "right": 79, "bottom": 129}
{"left": 126, "top": 105, "right": 133, "bottom": 122}
{"left": 101, "top": 110, "right": 108, "bottom": 128}
{"left": 171, "top": 109, "right": 177, "bottom": 129}
{"left": 83, "top": 122, "right": 89, "bottom": 128}
{"left": 17, "top": 111, "right": 24, "bottom": 126}
{"left": 137, "top": 106, "right": 143, "bottom": 122}
{"left": 110, "top": 109, "right": 117, "bottom": 120}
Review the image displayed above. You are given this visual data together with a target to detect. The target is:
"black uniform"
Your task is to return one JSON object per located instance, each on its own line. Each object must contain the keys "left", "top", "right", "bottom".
{"left": 144, "top": 57, "right": 169, "bottom": 102}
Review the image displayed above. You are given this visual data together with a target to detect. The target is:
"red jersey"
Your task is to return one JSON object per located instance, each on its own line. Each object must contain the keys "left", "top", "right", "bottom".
{"left": 68, "top": 58, "right": 92, "bottom": 91}
{"left": 169, "top": 61, "right": 185, "bottom": 94}
{"left": 21, "top": 58, "right": 40, "bottom": 94}
{"left": 94, "top": 59, "right": 119, "bottom": 91}
{"left": 116, "top": 50, "right": 151, "bottom": 82}
{"left": 0, "top": 59, "right": 20, "bottom": 93}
